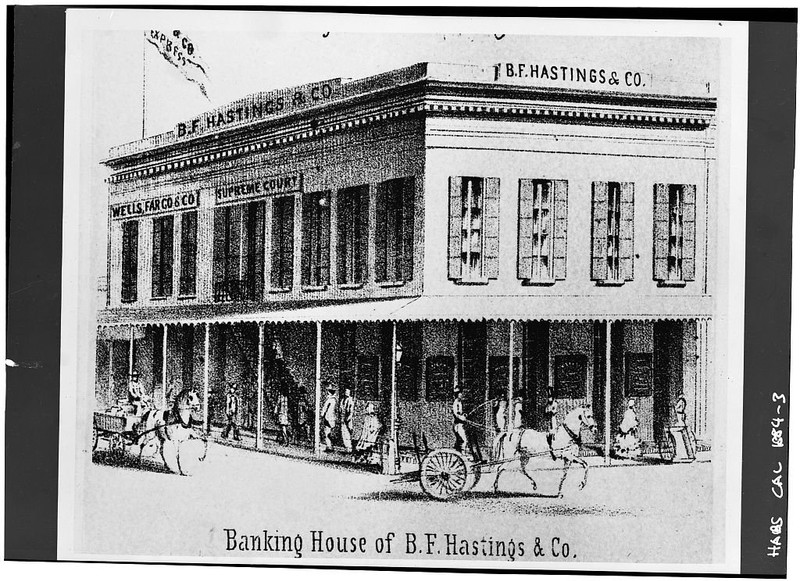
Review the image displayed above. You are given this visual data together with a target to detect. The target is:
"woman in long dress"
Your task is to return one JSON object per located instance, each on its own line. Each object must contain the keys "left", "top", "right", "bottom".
{"left": 614, "top": 399, "right": 642, "bottom": 459}
{"left": 355, "top": 403, "right": 382, "bottom": 463}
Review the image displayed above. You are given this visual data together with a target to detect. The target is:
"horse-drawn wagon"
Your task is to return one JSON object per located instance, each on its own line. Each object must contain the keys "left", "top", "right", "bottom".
{"left": 91, "top": 389, "right": 208, "bottom": 476}
{"left": 393, "top": 406, "right": 598, "bottom": 500}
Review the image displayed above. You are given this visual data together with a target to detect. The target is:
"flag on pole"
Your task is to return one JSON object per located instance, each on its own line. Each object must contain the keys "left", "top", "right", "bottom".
{"left": 145, "top": 30, "right": 211, "bottom": 101}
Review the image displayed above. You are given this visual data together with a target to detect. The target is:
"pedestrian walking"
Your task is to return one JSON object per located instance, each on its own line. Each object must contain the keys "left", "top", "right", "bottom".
{"left": 274, "top": 384, "right": 290, "bottom": 445}
{"left": 355, "top": 402, "right": 381, "bottom": 463}
{"left": 339, "top": 387, "right": 354, "bottom": 453}
{"left": 614, "top": 399, "right": 642, "bottom": 458}
{"left": 321, "top": 382, "right": 338, "bottom": 452}
{"left": 222, "top": 383, "right": 241, "bottom": 441}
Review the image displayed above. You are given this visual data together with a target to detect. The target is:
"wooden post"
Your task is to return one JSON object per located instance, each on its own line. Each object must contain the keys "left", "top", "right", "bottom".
{"left": 387, "top": 321, "right": 399, "bottom": 475}
{"left": 605, "top": 320, "right": 612, "bottom": 465}
{"left": 162, "top": 324, "right": 168, "bottom": 408}
{"left": 128, "top": 326, "right": 135, "bottom": 376}
{"left": 256, "top": 322, "right": 265, "bottom": 449}
{"left": 203, "top": 322, "right": 210, "bottom": 434}
{"left": 108, "top": 338, "right": 115, "bottom": 407}
{"left": 507, "top": 320, "right": 515, "bottom": 434}
{"left": 314, "top": 321, "right": 322, "bottom": 456}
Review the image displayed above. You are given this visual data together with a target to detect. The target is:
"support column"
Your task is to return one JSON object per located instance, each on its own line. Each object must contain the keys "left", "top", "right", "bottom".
{"left": 108, "top": 339, "right": 115, "bottom": 407}
{"left": 256, "top": 322, "right": 265, "bottom": 450}
{"left": 604, "top": 320, "right": 612, "bottom": 465}
{"left": 314, "top": 321, "right": 322, "bottom": 456}
{"left": 203, "top": 323, "right": 210, "bottom": 434}
{"left": 128, "top": 326, "right": 135, "bottom": 376}
{"left": 507, "top": 320, "right": 515, "bottom": 434}
{"left": 162, "top": 323, "right": 168, "bottom": 408}
{"left": 386, "top": 321, "right": 399, "bottom": 474}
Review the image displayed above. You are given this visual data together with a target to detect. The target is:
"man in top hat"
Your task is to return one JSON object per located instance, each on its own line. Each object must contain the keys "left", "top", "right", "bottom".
{"left": 544, "top": 387, "right": 558, "bottom": 459}
{"left": 320, "top": 382, "right": 338, "bottom": 452}
{"left": 128, "top": 370, "right": 143, "bottom": 414}
{"left": 338, "top": 386, "right": 355, "bottom": 453}
{"left": 222, "top": 383, "right": 241, "bottom": 441}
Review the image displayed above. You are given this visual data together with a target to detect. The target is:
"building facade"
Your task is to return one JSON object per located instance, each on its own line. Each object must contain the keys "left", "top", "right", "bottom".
{"left": 96, "top": 62, "right": 717, "bottom": 469}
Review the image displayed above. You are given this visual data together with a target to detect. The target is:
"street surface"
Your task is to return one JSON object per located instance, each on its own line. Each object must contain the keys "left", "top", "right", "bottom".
{"left": 80, "top": 441, "right": 714, "bottom": 566}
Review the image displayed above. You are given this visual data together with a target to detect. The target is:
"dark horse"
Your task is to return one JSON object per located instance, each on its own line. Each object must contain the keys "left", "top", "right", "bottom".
{"left": 492, "top": 406, "right": 597, "bottom": 497}
{"left": 138, "top": 389, "right": 207, "bottom": 476}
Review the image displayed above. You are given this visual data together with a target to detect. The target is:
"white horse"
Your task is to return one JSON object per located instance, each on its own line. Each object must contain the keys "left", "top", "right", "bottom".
{"left": 138, "top": 389, "right": 207, "bottom": 476}
{"left": 492, "top": 405, "right": 597, "bottom": 497}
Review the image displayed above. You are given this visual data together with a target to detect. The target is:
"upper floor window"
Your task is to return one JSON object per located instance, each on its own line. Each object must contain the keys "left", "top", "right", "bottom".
{"left": 121, "top": 220, "right": 139, "bottom": 303}
{"left": 179, "top": 211, "right": 197, "bottom": 296}
{"left": 336, "top": 185, "right": 369, "bottom": 286}
{"left": 375, "top": 177, "right": 415, "bottom": 284}
{"left": 591, "top": 181, "right": 634, "bottom": 284}
{"left": 152, "top": 215, "right": 174, "bottom": 298}
{"left": 448, "top": 176, "right": 500, "bottom": 282}
{"left": 654, "top": 183, "right": 696, "bottom": 284}
{"left": 518, "top": 179, "right": 568, "bottom": 283}
{"left": 271, "top": 195, "right": 295, "bottom": 290}
{"left": 212, "top": 201, "right": 265, "bottom": 302}
{"left": 301, "top": 191, "right": 331, "bottom": 288}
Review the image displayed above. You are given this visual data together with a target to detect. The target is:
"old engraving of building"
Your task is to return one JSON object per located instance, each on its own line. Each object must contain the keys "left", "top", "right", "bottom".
{"left": 61, "top": 12, "right": 747, "bottom": 572}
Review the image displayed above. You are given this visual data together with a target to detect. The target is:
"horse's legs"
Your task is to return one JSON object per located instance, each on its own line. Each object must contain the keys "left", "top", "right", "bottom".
{"left": 519, "top": 453, "right": 538, "bottom": 491}
{"left": 575, "top": 456, "right": 589, "bottom": 490}
{"left": 556, "top": 457, "right": 570, "bottom": 498}
{"left": 492, "top": 463, "right": 506, "bottom": 493}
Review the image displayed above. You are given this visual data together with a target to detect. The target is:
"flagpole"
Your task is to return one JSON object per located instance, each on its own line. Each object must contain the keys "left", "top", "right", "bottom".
{"left": 142, "top": 33, "right": 147, "bottom": 139}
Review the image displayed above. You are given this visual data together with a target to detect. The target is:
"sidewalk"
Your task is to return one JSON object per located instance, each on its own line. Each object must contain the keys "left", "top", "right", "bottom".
{"left": 208, "top": 427, "right": 710, "bottom": 475}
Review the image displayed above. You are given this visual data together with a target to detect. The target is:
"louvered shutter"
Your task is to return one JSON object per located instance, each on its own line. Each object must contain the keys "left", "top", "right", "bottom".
{"left": 682, "top": 184, "right": 696, "bottom": 281}
{"left": 336, "top": 191, "right": 347, "bottom": 284}
{"left": 253, "top": 201, "right": 266, "bottom": 297}
{"left": 163, "top": 216, "right": 174, "bottom": 296}
{"left": 151, "top": 217, "right": 162, "bottom": 296}
{"left": 591, "top": 182, "right": 608, "bottom": 280}
{"left": 552, "top": 180, "right": 568, "bottom": 280}
{"left": 300, "top": 195, "right": 312, "bottom": 286}
{"left": 619, "top": 182, "right": 635, "bottom": 281}
{"left": 319, "top": 197, "right": 331, "bottom": 285}
{"left": 402, "top": 177, "right": 415, "bottom": 281}
{"left": 653, "top": 183, "right": 670, "bottom": 281}
{"left": 374, "top": 182, "right": 388, "bottom": 282}
{"left": 359, "top": 187, "right": 370, "bottom": 283}
{"left": 517, "top": 179, "right": 534, "bottom": 280}
{"left": 483, "top": 177, "right": 501, "bottom": 279}
{"left": 213, "top": 208, "right": 226, "bottom": 293}
{"left": 226, "top": 204, "right": 242, "bottom": 284}
{"left": 270, "top": 199, "right": 282, "bottom": 287}
{"left": 448, "top": 176, "right": 462, "bottom": 279}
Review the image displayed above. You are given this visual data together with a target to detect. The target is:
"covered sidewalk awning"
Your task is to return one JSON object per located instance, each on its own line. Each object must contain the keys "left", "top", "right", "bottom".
{"left": 96, "top": 294, "right": 713, "bottom": 328}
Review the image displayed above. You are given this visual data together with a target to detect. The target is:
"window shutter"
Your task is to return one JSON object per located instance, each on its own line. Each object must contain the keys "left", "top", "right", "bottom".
{"left": 552, "top": 180, "right": 569, "bottom": 280}
{"left": 336, "top": 192, "right": 347, "bottom": 285}
{"left": 319, "top": 199, "right": 331, "bottom": 285}
{"left": 374, "top": 182, "right": 388, "bottom": 282}
{"left": 152, "top": 218, "right": 162, "bottom": 296}
{"left": 283, "top": 198, "right": 295, "bottom": 286}
{"left": 213, "top": 208, "right": 226, "bottom": 290}
{"left": 682, "top": 184, "right": 696, "bottom": 281}
{"left": 619, "top": 182, "right": 635, "bottom": 281}
{"left": 360, "top": 188, "right": 370, "bottom": 283}
{"left": 591, "top": 182, "right": 608, "bottom": 280}
{"left": 653, "top": 183, "right": 670, "bottom": 281}
{"left": 517, "top": 179, "right": 534, "bottom": 280}
{"left": 402, "top": 177, "right": 415, "bottom": 281}
{"left": 271, "top": 199, "right": 282, "bottom": 287}
{"left": 448, "top": 177, "right": 462, "bottom": 279}
{"left": 483, "top": 177, "right": 501, "bottom": 279}
{"left": 227, "top": 205, "right": 242, "bottom": 283}
{"left": 300, "top": 196, "right": 312, "bottom": 286}
{"left": 163, "top": 216, "right": 173, "bottom": 296}
{"left": 254, "top": 201, "right": 266, "bottom": 297}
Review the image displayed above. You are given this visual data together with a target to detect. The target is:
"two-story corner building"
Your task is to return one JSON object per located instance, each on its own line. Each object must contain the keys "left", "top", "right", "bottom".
{"left": 95, "top": 62, "right": 717, "bottom": 470}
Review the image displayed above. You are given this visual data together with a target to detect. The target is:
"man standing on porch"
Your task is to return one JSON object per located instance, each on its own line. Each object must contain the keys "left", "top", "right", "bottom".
{"left": 339, "top": 387, "right": 354, "bottom": 453}
{"left": 321, "top": 382, "right": 338, "bottom": 452}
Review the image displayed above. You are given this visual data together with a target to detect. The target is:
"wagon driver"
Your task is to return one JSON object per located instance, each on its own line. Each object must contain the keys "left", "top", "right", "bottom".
{"left": 128, "top": 370, "right": 143, "bottom": 414}
{"left": 452, "top": 386, "right": 484, "bottom": 463}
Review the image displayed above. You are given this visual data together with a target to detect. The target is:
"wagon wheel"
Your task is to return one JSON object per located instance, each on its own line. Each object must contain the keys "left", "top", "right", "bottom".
{"left": 658, "top": 429, "right": 676, "bottom": 463}
{"left": 420, "top": 449, "right": 469, "bottom": 500}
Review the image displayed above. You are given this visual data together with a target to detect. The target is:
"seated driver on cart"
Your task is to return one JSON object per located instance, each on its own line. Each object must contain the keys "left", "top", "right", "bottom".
{"left": 127, "top": 370, "right": 143, "bottom": 415}
{"left": 452, "top": 386, "right": 484, "bottom": 463}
